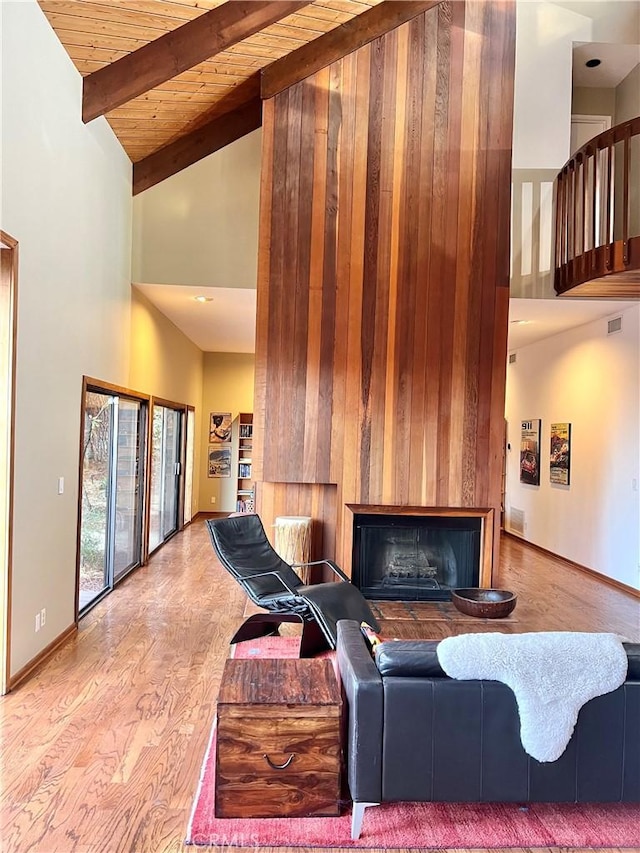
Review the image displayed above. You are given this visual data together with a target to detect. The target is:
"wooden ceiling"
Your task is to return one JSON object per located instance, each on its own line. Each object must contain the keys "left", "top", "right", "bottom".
{"left": 38, "top": 0, "right": 432, "bottom": 192}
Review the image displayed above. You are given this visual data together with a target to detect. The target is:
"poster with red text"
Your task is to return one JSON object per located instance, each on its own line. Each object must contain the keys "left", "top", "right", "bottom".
{"left": 520, "top": 420, "right": 541, "bottom": 485}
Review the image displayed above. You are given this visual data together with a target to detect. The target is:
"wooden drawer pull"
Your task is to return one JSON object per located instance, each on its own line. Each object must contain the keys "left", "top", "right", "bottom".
{"left": 263, "top": 753, "right": 295, "bottom": 770}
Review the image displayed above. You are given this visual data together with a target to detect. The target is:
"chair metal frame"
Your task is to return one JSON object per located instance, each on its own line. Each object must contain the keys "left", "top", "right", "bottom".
{"left": 206, "top": 515, "right": 379, "bottom": 657}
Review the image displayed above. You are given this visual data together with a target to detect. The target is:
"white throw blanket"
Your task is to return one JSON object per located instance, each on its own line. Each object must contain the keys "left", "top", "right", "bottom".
{"left": 436, "top": 632, "right": 628, "bottom": 762}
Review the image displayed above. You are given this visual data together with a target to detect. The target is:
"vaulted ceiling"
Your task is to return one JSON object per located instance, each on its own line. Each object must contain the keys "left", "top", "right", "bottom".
{"left": 38, "top": 0, "right": 454, "bottom": 193}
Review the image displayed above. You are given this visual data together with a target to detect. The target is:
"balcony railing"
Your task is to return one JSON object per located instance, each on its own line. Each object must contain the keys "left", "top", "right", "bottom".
{"left": 555, "top": 116, "right": 640, "bottom": 297}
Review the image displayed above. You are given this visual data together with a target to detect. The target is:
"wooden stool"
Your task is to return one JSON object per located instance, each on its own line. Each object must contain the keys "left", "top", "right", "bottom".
{"left": 274, "top": 515, "right": 312, "bottom": 583}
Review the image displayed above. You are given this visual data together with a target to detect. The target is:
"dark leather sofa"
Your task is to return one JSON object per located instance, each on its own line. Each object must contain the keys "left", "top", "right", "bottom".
{"left": 336, "top": 619, "right": 640, "bottom": 839}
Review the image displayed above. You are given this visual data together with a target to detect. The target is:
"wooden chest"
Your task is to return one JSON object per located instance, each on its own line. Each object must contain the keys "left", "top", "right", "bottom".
{"left": 215, "top": 657, "right": 342, "bottom": 818}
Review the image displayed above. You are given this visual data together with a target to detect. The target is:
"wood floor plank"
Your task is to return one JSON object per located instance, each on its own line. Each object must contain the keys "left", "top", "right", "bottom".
{"left": 0, "top": 520, "right": 637, "bottom": 852}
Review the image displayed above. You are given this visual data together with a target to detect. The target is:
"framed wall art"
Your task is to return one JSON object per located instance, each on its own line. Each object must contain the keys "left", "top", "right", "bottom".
{"left": 550, "top": 422, "right": 571, "bottom": 485}
{"left": 209, "top": 412, "right": 232, "bottom": 443}
{"left": 520, "top": 419, "right": 541, "bottom": 485}
{"left": 208, "top": 446, "right": 231, "bottom": 478}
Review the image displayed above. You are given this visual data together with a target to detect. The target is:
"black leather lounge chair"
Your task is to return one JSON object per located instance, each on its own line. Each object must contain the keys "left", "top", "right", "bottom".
{"left": 206, "top": 514, "right": 380, "bottom": 657}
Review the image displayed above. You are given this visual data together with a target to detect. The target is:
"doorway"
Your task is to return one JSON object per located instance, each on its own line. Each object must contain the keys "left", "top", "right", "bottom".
{"left": 148, "top": 400, "right": 184, "bottom": 553}
{"left": 0, "top": 232, "right": 18, "bottom": 694}
{"left": 183, "top": 407, "right": 195, "bottom": 526}
{"left": 77, "top": 381, "right": 148, "bottom": 616}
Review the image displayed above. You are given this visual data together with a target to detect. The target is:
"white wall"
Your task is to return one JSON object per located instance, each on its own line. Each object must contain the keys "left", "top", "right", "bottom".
{"left": 553, "top": 0, "right": 640, "bottom": 44}
{"left": 505, "top": 304, "right": 640, "bottom": 589}
{"left": 615, "top": 64, "right": 640, "bottom": 124}
{"left": 132, "top": 130, "right": 261, "bottom": 290}
{"left": 615, "top": 63, "right": 640, "bottom": 237}
{"left": 1, "top": 1, "right": 132, "bottom": 675}
{"left": 129, "top": 290, "right": 204, "bottom": 520}
{"left": 572, "top": 86, "right": 616, "bottom": 118}
{"left": 511, "top": 2, "right": 591, "bottom": 298}
{"left": 513, "top": 1, "right": 591, "bottom": 169}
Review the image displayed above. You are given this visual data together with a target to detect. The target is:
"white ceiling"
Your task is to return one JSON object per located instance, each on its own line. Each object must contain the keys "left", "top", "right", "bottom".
{"left": 553, "top": 0, "right": 640, "bottom": 41}
{"left": 134, "top": 281, "right": 636, "bottom": 356}
{"left": 566, "top": 0, "right": 640, "bottom": 88}
{"left": 133, "top": 283, "right": 256, "bottom": 353}
{"left": 508, "top": 297, "right": 637, "bottom": 350}
{"left": 573, "top": 42, "right": 640, "bottom": 88}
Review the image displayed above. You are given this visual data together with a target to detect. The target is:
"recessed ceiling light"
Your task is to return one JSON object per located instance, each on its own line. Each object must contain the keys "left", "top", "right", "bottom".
{"left": 193, "top": 295, "right": 213, "bottom": 303}
{"left": 585, "top": 58, "right": 601, "bottom": 68}
{"left": 510, "top": 319, "right": 532, "bottom": 325}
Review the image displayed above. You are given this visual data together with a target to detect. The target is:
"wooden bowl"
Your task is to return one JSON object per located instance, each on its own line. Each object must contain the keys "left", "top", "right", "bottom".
{"left": 451, "top": 588, "right": 517, "bottom": 619}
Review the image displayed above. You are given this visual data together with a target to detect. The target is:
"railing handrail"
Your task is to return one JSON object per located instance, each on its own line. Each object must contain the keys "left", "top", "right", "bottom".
{"left": 554, "top": 116, "right": 639, "bottom": 295}
{"left": 559, "top": 117, "right": 640, "bottom": 172}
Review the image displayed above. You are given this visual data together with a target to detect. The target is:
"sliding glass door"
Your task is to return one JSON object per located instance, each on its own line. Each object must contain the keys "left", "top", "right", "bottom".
{"left": 78, "top": 389, "right": 192, "bottom": 613}
{"left": 113, "top": 399, "right": 144, "bottom": 582}
{"left": 78, "top": 385, "right": 147, "bottom": 614}
{"left": 149, "top": 403, "right": 183, "bottom": 553}
{"left": 79, "top": 390, "right": 112, "bottom": 610}
{"left": 183, "top": 408, "right": 195, "bottom": 526}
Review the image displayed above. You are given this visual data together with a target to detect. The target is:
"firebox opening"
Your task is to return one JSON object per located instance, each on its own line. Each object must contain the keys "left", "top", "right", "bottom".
{"left": 352, "top": 513, "right": 482, "bottom": 601}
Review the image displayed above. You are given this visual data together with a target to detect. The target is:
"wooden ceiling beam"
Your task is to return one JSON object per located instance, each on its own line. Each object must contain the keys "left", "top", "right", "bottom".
{"left": 132, "top": 78, "right": 262, "bottom": 195}
{"left": 82, "top": 0, "right": 309, "bottom": 123}
{"left": 261, "top": 0, "right": 442, "bottom": 99}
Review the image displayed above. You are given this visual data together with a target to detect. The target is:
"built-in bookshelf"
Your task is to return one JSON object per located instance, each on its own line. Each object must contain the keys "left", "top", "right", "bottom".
{"left": 236, "top": 412, "right": 254, "bottom": 512}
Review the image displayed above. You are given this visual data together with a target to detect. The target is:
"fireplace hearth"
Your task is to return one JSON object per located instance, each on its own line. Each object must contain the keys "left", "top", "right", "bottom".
{"left": 350, "top": 509, "right": 485, "bottom": 601}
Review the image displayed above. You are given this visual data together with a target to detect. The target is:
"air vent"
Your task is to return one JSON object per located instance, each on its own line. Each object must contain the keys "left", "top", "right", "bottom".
{"left": 607, "top": 316, "right": 622, "bottom": 335}
{"left": 509, "top": 508, "right": 525, "bottom": 536}
{"left": 509, "top": 353, "right": 517, "bottom": 364}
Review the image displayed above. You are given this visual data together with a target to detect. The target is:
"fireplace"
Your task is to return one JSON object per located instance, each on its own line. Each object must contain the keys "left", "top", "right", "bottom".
{"left": 346, "top": 505, "right": 493, "bottom": 602}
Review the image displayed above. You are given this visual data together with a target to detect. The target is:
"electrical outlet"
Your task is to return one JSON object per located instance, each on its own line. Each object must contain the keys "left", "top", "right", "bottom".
{"left": 35, "top": 613, "right": 41, "bottom": 632}
{"left": 210, "top": 496, "right": 216, "bottom": 504}
{"left": 40, "top": 608, "right": 46, "bottom": 627}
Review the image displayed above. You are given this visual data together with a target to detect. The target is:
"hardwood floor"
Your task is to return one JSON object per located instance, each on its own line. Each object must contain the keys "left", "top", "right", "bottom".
{"left": 0, "top": 520, "right": 638, "bottom": 853}
{"left": 376, "top": 534, "right": 640, "bottom": 642}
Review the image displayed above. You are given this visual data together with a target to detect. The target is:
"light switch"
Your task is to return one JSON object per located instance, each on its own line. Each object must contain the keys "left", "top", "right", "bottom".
{"left": 58, "top": 476, "right": 64, "bottom": 495}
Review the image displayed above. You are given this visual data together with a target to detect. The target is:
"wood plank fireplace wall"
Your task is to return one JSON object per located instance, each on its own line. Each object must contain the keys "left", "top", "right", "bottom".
{"left": 253, "top": 0, "right": 515, "bottom": 576}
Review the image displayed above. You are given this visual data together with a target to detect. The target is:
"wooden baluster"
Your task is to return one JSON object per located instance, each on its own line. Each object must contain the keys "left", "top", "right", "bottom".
{"left": 605, "top": 140, "right": 613, "bottom": 270}
{"left": 622, "top": 127, "right": 630, "bottom": 265}
{"left": 581, "top": 154, "right": 588, "bottom": 279}
{"left": 571, "top": 161, "right": 577, "bottom": 275}
{"left": 575, "top": 157, "right": 581, "bottom": 272}
{"left": 571, "top": 160, "right": 576, "bottom": 269}
{"left": 591, "top": 146, "right": 597, "bottom": 270}
{"left": 554, "top": 174, "right": 563, "bottom": 288}
{"left": 562, "top": 169, "right": 569, "bottom": 285}
{"left": 567, "top": 167, "right": 572, "bottom": 288}
{"left": 579, "top": 154, "right": 585, "bottom": 262}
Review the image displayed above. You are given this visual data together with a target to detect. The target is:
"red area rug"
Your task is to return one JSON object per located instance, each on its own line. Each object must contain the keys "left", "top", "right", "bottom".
{"left": 230, "top": 635, "right": 306, "bottom": 659}
{"left": 185, "top": 636, "right": 640, "bottom": 848}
